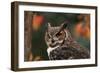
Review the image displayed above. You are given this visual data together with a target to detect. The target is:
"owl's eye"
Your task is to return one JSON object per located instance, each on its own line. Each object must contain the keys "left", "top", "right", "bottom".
{"left": 47, "top": 33, "right": 51, "bottom": 38}
{"left": 56, "top": 31, "right": 63, "bottom": 37}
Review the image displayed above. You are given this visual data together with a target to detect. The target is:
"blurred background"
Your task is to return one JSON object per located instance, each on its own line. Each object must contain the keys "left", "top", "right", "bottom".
{"left": 24, "top": 11, "right": 90, "bottom": 61}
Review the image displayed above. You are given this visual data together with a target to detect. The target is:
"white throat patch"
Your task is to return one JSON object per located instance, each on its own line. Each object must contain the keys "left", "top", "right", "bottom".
{"left": 47, "top": 46, "right": 59, "bottom": 56}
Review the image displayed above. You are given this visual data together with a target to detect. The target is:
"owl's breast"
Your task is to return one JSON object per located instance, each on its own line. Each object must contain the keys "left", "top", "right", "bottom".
{"left": 49, "top": 47, "right": 90, "bottom": 60}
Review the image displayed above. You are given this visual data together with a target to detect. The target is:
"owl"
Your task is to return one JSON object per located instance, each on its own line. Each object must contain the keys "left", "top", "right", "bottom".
{"left": 45, "top": 22, "right": 90, "bottom": 60}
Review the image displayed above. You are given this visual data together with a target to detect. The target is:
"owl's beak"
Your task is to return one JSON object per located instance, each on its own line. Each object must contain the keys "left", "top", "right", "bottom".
{"left": 51, "top": 39, "right": 55, "bottom": 43}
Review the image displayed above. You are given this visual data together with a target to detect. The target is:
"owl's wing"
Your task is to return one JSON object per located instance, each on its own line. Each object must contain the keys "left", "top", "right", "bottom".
{"left": 49, "top": 47, "right": 90, "bottom": 60}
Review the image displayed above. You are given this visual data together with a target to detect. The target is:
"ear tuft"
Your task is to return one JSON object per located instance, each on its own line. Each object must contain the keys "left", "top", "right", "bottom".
{"left": 48, "top": 23, "right": 51, "bottom": 28}
{"left": 61, "top": 21, "right": 69, "bottom": 29}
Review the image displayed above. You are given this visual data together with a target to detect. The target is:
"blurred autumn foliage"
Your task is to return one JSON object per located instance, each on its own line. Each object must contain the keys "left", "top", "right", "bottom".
{"left": 75, "top": 15, "right": 90, "bottom": 39}
{"left": 32, "top": 14, "right": 44, "bottom": 30}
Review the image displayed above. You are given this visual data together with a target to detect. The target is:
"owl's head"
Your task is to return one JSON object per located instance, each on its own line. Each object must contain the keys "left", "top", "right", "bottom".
{"left": 45, "top": 22, "right": 69, "bottom": 48}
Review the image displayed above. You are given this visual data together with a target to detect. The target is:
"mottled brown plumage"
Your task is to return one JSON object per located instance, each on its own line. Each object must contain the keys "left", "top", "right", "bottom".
{"left": 45, "top": 22, "right": 90, "bottom": 60}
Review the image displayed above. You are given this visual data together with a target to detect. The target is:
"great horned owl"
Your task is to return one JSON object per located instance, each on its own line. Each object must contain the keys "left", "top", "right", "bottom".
{"left": 45, "top": 22, "right": 90, "bottom": 60}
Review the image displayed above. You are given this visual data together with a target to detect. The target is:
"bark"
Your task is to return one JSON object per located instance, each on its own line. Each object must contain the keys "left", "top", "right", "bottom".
{"left": 24, "top": 11, "right": 33, "bottom": 61}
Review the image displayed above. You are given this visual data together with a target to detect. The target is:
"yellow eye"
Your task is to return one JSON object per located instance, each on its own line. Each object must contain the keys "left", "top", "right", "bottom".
{"left": 59, "top": 32, "right": 63, "bottom": 36}
{"left": 56, "top": 31, "right": 63, "bottom": 37}
{"left": 47, "top": 34, "right": 51, "bottom": 38}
